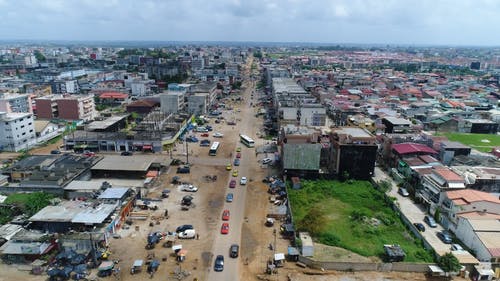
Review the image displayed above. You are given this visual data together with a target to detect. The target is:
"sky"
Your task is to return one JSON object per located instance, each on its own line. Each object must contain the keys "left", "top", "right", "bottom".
{"left": 1, "top": 0, "right": 500, "bottom": 46}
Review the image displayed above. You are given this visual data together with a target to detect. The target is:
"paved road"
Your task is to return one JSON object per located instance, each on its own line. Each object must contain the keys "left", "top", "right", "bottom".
{"left": 373, "top": 167, "right": 452, "bottom": 255}
{"left": 207, "top": 57, "right": 258, "bottom": 280}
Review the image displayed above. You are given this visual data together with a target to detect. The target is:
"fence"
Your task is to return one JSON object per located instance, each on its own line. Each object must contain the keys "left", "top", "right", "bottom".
{"left": 370, "top": 178, "right": 436, "bottom": 256}
{"left": 298, "top": 256, "right": 433, "bottom": 272}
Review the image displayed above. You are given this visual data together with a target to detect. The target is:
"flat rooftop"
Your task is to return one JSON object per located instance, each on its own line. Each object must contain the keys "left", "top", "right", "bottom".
{"left": 29, "top": 200, "right": 117, "bottom": 224}
{"left": 334, "top": 127, "right": 374, "bottom": 138}
{"left": 87, "top": 115, "right": 128, "bottom": 131}
{"left": 98, "top": 187, "right": 129, "bottom": 199}
{"left": 91, "top": 155, "right": 165, "bottom": 172}
{"left": 64, "top": 180, "right": 104, "bottom": 191}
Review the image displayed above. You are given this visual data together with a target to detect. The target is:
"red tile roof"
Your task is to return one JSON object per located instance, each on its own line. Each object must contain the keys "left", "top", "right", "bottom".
{"left": 418, "top": 155, "right": 438, "bottom": 164}
{"left": 433, "top": 167, "right": 464, "bottom": 182}
{"left": 392, "top": 143, "right": 437, "bottom": 155}
{"left": 99, "top": 92, "right": 128, "bottom": 99}
{"left": 446, "top": 189, "right": 500, "bottom": 205}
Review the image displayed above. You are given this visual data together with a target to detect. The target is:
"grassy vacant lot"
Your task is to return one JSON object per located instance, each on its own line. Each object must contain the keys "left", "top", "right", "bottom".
{"left": 289, "top": 180, "right": 433, "bottom": 262}
{"left": 441, "top": 133, "right": 500, "bottom": 153}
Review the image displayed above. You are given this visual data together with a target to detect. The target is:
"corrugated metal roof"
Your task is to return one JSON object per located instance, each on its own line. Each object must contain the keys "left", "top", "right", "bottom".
{"left": 392, "top": 143, "right": 437, "bottom": 155}
{"left": 283, "top": 143, "right": 321, "bottom": 171}
{"left": 71, "top": 203, "right": 117, "bottom": 224}
{"left": 98, "top": 187, "right": 129, "bottom": 199}
{"left": 0, "top": 241, "right": 51, "bottom": 255}
{"left": 91, "top": 155, "right": 163, "bottom": 172}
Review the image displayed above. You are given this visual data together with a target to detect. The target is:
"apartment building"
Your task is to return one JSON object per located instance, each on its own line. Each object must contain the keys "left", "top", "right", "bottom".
{"left": 35, "top": 94, "right": 96, "bottom": 121}
{"left": 0, "top": 93, "right": 32, "bottom": 113}
{"left": 187, "top": 93, "right": 209, "bottom": 115}
{"left": 160, "top": 91, "right": 185, "bottom": 114}
{"left": 0, "top": 112, "right": 36, "bottom": 152}
{"left": 329, "top": 127, "right": 378, "bottom": 180}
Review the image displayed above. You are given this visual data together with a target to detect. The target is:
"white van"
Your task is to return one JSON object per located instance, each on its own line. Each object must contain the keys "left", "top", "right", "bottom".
{"left": 178, "top": 229, "right": 196, "bottom": 239}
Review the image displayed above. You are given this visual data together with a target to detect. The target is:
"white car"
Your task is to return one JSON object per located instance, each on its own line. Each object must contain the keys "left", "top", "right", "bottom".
{"left": 180, "top": 184, "right": 198, "bottom": 192}
{"left": 240, "top": 177, "right": 247, "bottom": 185}
{"left": 213, "top": 132, "right": 224, "bottom": 138}
{"left": 451, "top": 244, "right": 464, "bottom": 251}
{"left": 261, "top": 158, "right": 272, "bottom": 164}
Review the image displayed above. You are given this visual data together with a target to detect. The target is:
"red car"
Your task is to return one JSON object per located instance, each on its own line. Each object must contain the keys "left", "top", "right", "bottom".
{"left": 229, "top": 179, "right": 236, "bottom": 188}
{"left": 200, "top": 133, "right": 209, "bottom": 137}
{"left": 236, "top": 152, "right": 241, "bottom": 158}
{"left": 221, "top": 223, "right": 229, "bottom": 234}
{"left": 222, "top": 210, "right": 230, "bottom": 221}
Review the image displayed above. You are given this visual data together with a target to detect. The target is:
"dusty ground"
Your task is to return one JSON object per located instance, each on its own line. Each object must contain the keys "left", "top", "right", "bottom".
{"left": 0, "top": 59, "right": 471, "bottom": 281}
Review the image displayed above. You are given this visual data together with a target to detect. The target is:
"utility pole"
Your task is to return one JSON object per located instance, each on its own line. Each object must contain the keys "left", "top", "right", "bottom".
{"left": 185, "top": 139, "right": 189, "bottom": 164}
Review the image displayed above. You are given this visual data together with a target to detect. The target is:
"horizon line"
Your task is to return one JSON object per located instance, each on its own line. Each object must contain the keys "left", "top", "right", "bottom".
{"left": 1, "top": 39, "right": 500, "bottom": 48}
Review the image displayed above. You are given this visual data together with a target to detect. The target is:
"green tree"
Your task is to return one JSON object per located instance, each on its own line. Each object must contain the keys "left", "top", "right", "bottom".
{"left": 34, "top": 50, "right": 46, "bottom": 62}
{"left": 25, "top": 192, "right": 54, "bottom": 217}
{"left": 253, "top": 51, "right": 263, "bottom": 58}
{"left": 438, "top": 252, "right": 461, "bottom": 278}
{"left": 297, "top": 206, "right": 327, "bottom": 235}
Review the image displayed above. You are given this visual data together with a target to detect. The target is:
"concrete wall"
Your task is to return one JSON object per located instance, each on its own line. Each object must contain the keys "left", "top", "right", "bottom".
{"left": 298, "top": 256, "right": 432, "bottom": 272}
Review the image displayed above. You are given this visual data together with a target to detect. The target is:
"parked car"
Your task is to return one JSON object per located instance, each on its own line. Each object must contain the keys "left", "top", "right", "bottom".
{"left": 213, "top": 255, "right": 224, "bottom": 271}
{"left": 220, "top": 223, "right": 229, "bottom": 234}
{"left": 222, "top": 210, "right": 230, "bottom": 221}
{"left": 176, "top": 224, "right": 193, "bottom": 233}
{"left": 200, "top": 140, "right": 211, "bottom": 147}
{"left": 233, "top": 158, "right": 240, "bottom": 166}
{"left": 83, "top": 151, "right": 95, "bottom": 157}
{"left": 200, "top": 133, "right": 209, "bottom": 137}
{"left": 229, "top": 244, "right": 239, "bottom": 258}
{"left": 236, "top": 152, "right": 241, "bottom": 159}
{"left": 226, "top": 193, "right": 233, "bottom": 203}
{"left": 413, "top": 222, "right": 425, "bottom": 232}
{"left": 226, "top": 164, "right": 232, "bottom": 171}
{"left": 451, "top": 244, "right": 464, "bottom": 251}
{"left": 177, "top": 166, "right": 190, "bottom": 174}
{"left": 50, "top": 150, "right": 61, "bottom": 154}
{"left": 236, "top": 147, "right": 241, "bottom": 152}
{"left": 121, "top": 151, "right": 133, "bottom": 156}
{"left": 180, "top": 184, "right": 198, "bottom": 192}
{"left": 178, "top": 229, "right": 196, "bottom": 239}
{"left": 437, "top": 230, "right": 453, "bottom": 244}
{"left": 398, "top": 187, "right": 410, "bottom": 197}
{"left": 240, "top": 177, "right": 247, "bottom": 185}
{"left": 424, "top": 215, "right": 437, "bottom": 228}
{"left": 261, "top": 158, "right": 272, "bottom": 164}
{"left": 185, "top": 136, "right": 199, "bottom": 142}
{"left": 229, "top": 180, "right": 236, "bottom": 188}
{"left": 213, "top": 132, "right": 224, "bottom": 138}
{"left": 232, "top": 170, "right": 239, "bottom": 177}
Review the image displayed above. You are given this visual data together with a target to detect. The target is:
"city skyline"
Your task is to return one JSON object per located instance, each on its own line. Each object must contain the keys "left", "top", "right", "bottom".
{"left": 1, "top": 0, "right": 500, "bottom": 46}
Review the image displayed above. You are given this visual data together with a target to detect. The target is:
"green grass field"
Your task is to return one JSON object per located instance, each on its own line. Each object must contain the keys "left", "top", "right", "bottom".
{"left": 441, "top": 133, "right": 500, "bottom": 153}
{"left": 289, "top": 180, "right": 433, "bottom": 262}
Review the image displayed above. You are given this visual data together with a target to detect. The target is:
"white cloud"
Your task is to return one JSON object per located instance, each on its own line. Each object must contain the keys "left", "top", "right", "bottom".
{"left": 0, "top": 0, "right": 498, "bottom": 45}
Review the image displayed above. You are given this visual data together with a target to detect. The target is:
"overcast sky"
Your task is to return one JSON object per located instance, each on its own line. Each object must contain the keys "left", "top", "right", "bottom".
{"left": 1, "top": 0, "right": 499, "bottom": 46}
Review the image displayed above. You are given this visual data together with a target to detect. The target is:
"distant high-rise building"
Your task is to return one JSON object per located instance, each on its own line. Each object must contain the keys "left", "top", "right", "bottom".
{"left": 470, "top": 61, "right": 480, "bottom": 70}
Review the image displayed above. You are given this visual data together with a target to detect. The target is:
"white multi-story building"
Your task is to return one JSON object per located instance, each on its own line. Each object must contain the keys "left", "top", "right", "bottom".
{"left": 0, "top": 93, "right": 33, "bottom": 113}
{"left": 187, "top": 93, "right": 209, "bottom": 115}
{"left": 131, "top": 81, "right": 147, "bottom": 96}
{"left": 160, "top": 91, "right": 185, "bottom": 113}
{"left": 0, "top": 112, "right": 36, "bottom": 152}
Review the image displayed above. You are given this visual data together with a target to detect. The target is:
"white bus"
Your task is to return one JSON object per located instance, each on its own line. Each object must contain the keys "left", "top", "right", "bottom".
{"left": 209, "top": 142, "right": 220, "bottom": 156}
{"left": 239, "top": 134, "right": 255, "bottom": 148}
